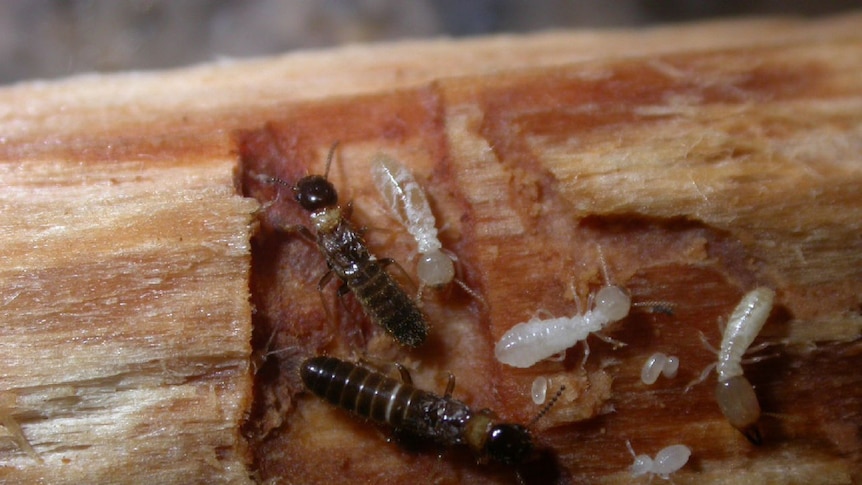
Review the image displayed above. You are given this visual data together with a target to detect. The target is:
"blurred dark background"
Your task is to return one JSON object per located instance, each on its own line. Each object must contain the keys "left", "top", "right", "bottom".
{"left": 0, "top": 0, "right": 858, "bottom": 85}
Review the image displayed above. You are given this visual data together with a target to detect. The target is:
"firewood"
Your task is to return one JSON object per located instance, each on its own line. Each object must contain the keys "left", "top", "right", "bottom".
{"left": 2, "top": 12, "right": 861, "bottom": 484}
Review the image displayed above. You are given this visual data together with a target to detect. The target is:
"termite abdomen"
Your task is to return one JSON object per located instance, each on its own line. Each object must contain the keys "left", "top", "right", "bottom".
{"left": 715, "top": 375, "right": 763, "bottom": 445}
{"left": 300, "top": 356, "right": 535, "bottom": 465}
{"left": 301, "top": 356, "right": 411, "bottom": 425}
{"left": 346, "top": 262, "right": 428, "bottom": 347}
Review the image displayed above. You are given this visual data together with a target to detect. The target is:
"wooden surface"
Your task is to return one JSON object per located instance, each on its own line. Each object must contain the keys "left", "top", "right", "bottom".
{"left": 0, "top": 153, "right": 258, "bottom": 483}
{"left": 1, "top": 13, "right": 862, "bottom": 485}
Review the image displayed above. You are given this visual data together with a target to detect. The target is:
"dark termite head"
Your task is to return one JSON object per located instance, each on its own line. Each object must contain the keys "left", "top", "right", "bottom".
{"left": 466, "top": 410, "right": 533, "bottom": 465}
{"left": 484, "top": 423, "right": 533, "bottom": 465}
{"left": 294, "top": 175, "right": 338, "bottom": 211}
{"left": 293, "top": 141, "right": 342, "bottom": 212}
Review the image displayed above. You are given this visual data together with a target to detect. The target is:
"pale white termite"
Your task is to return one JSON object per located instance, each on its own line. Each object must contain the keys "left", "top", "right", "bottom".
{"left": 716, "top": 286, "right": 775, "bottom": 444}
{"left": 688, "top": 286, "right": 775, "bottom": 444}
{"left": 626, "top": 441, "right": 691, "bottom": 480}
{"left": 640, "top": 352, "right": 680, "bottom": 385}
{"left": 371, "top": 156, "right": 478, "bottom": 301}
{"left": 494, "top": 283, "right": 631, "bottom": 368}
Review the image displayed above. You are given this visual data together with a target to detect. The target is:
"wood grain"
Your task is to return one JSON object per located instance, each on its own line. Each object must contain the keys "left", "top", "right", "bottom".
{"left": 239, "top": 31, "right": 862, "bottom": 485}
{"left": 1, "top": 12, "right": 861, "bottom": 485}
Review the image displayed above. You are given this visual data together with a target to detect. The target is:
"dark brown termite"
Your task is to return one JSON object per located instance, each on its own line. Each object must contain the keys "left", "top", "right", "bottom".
{"left": 274, "top": 144, "right": 428, "bottom": 347}
{"left": 300, "top": 355, "right": 562, "bottom": 465}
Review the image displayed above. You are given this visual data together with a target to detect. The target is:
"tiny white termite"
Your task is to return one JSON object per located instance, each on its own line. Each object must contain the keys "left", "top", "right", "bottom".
{"left": 688, "top": 286, "right": 775, "bottom": 445}
{"left": 494, "top": 281, "right": 631, "bottom": 368}
{"left": 494, "top": 284, "right": 630, "bottom": 368}
{"left": 531, "top": 376, "right": 549, "bottom": 405}
{"left": 370, "top": 156, "right": 479, "bottom": 302}
{"left": 626, "top": 441, "right": 691, "bottom": 481}
{"left": 640, "top": 352, "right": 680, "bottom": 385}
{"left": 495, "top": 247, "right": 631, "bottom": 368}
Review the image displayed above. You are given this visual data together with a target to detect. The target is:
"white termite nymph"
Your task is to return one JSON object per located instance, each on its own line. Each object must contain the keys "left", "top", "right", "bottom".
{"left": 371, "top": 156, "right": 478, "bottom": 302}
{"left": 640, "top": 352, "right": 680, "bottom": 385}
{"left": 688, "top": 286, "right": 775, "bottom": 445}
{"left": 494, "top": 283, "right": 631, "bottom": 368}
{"left": 626, "top": 441, "right": 690, "bottom": 480}
{"left": 716, "top": 286, "right": 775, "bottom": 445}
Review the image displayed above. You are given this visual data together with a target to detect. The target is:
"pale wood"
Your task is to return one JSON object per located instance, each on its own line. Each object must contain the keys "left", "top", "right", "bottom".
{"left": 0, "top": 156, "right": 258, "bottom": 483}
{"left": 1, "top": 12, "right": 862, "bottom": 485}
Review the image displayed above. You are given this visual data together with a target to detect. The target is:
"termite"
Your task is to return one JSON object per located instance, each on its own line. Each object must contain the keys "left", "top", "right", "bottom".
{"left": 494, "top": 246, "right": 631, "bottom": 368}
{"left": 640, "top": 352, "right": 680, "bottom": 385}
{"left": 626, "top": 441, "right": 690, "bottom": 481}
{"left": 300, "top": 355, "right": 559, "bottom": 465}
{"left": 370, "top": 156, "right": 480, "bottom": 303}
{"left": 688, "top": 286, "right": 775, "bottom": 444}
{"left": 276, "top": 144, "right": 429, "bottom": 347}
{"left": 494, "top": 282, "right": 631, "bottom": 368}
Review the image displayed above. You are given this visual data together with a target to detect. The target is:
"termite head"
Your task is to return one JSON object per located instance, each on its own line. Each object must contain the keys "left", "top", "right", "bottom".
{"left": 294, "top": 175, "right": 338, "bottom": 211}
{"left": 485, "top": 424, "right": 533, "bottom": 465}
{"left": 594, "top": 285, "right": 631, "bottom": 322}
{"left": 466, "top": 410, "right": 533, "bottom": 465}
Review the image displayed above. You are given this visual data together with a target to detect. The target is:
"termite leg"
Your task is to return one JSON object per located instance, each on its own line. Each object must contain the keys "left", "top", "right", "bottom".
{"left": 580, "top": 340, "right": 591, "bottom": 367}
{"left": 580, "top": 333, "right": 626, "bottom": 367}
{"left": 313, "top": 269, "right": 337, "bottom": 323}
{"left": 280, "top": 223, "right": 317, "bottom": 245}
{"left": 530, "top": 309, "right": 556, "bottom": 320}
{"left": 684, "top": 362, "right": 717, "bottom": 393}
{"left": 594, "top": 332, "right": 627, "bottom": 349}
{"left": 698, "top": 331, "right": 719, "bottom": 354}
{"left": 251, "top": 328, "right": 281, "bottom": 374}
{"left": 335, "top": 280, "right": 352, "bottom": 308}
{"left": 379, "top": 257, "right": 418, "bottom": 292}
{"left": 443, "top": 372, "right": 456, "bottom": 398}
{"left": 393, "top": 362, "right": 414, "bottom": 386}
{"left": 546, "top": 351, "right": 566, "bottom": 362}
{"left": 740, "top": 340, "right": 782, "bottom": 366}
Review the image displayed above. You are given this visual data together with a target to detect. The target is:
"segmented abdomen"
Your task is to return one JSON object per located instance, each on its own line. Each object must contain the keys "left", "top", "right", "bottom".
{"left": 494, "top": 316, "right": 589, "bottom": 368}
{"left": 347, "top": 260, "right": 428, "bottom": 347}
{"left": 318, "top": 219, "right": 428, "bottom": 347}
{"left": 301, "top": 356, "right": 422, "bottom": 428}
{"left": 717, "top": 287, "right": 775, "bottom": 382}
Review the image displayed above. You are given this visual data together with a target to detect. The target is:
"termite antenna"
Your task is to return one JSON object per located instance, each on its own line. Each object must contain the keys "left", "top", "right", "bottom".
{"left": 270, "top": 176, "right": 292, "bottom": 188}
{"left": 323, "top": 141, "right": 340, "bottom": 180}
{"left": 596, "top": 243, "right": 611, "bottom": 286}
{"left": 632, "top": 300, "right": 676, "bottom": 316}
{"left": 253, "top": 172, "right": 292, "bottom": 189}
{"left": 528, "top": 385, "right": 565, "bottom": 428}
